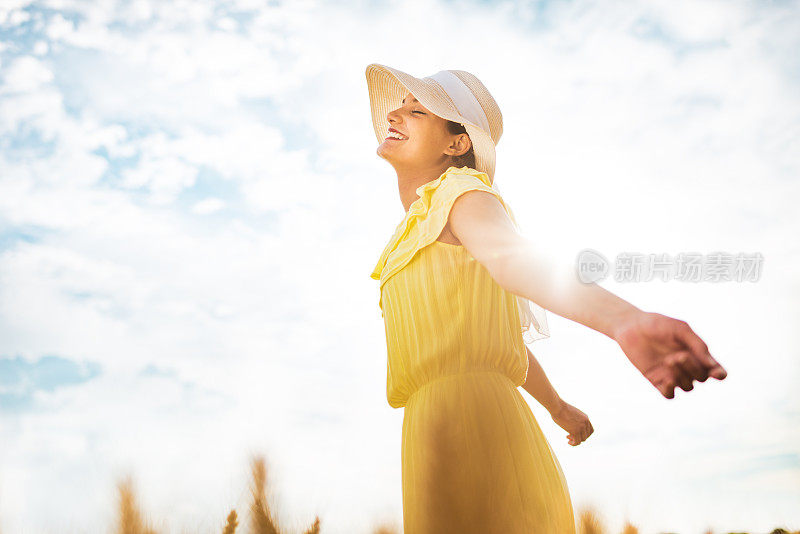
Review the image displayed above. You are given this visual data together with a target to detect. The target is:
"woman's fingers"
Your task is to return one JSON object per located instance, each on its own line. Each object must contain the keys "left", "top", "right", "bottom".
{"left": 671, "top": 355, "right": 695, "bottom": 390}
{"left": 671, "top": 350, "right": 706, "bottom": 386}
{"left": 677, "top": 321, "right": 727, "bottom": 380}
{"left": 558, "top": 406, "right": 593, "bottom": 445}
{"left": 620, "top": 314, "right": 727, "bottom": 398}
{"left": 569, "top": 421, "right": 593, "bottom": 445}
{"left": 654, "top": 366, "right": 680, "bottom": 398}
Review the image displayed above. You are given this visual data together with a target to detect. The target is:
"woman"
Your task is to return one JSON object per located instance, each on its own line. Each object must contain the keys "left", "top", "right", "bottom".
{"left": 365, "top": 64, "right": 727, "bottom": 533}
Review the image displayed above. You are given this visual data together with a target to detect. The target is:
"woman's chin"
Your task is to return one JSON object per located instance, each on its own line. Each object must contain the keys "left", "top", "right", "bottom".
{"left": 376, "top": 143, "right": 400, "bottom": 161}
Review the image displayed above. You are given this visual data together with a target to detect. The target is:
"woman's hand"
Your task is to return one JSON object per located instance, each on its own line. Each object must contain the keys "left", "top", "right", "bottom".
{"left": 613, "top": 311, "right": 727, "bottom": 399}
{"left": 550, "top": 400, "right": 593, "bottom": 446}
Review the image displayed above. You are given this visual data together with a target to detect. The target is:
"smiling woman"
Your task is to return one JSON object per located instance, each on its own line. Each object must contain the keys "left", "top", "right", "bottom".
{"left": 366, "top": 64, "right": 578, "bottom": 533}
{"left": 364, "top": 62, "right": 726, "bottom": 534}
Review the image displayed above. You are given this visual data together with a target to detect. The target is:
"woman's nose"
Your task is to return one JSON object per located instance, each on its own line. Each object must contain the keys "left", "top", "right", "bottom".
{"left": 387, "top": 107, "right": 404, "bottom": 124}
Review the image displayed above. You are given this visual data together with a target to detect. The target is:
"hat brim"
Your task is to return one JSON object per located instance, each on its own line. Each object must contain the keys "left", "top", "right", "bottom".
{"left": 365, "top": 63, "right": 497, "bottom": 184}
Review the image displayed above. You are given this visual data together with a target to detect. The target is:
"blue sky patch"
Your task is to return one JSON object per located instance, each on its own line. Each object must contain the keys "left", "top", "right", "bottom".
{"left": 0, "top": 354, "right": 102, "bottom": 412}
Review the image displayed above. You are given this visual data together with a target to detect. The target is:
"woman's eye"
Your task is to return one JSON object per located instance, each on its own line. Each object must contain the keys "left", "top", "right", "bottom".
{"left": 412, "top": 110, "right": 425, "bottom": 115}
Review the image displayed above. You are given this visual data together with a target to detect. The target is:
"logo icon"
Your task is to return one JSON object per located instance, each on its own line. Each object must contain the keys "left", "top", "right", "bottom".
{"left": 576, "top": 248, "right": 609, "bottom": 283}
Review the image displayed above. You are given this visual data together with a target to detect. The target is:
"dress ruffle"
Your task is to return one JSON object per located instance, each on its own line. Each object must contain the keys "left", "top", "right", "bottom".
{"left": 371, "top": 165, "right": 549, "bottom": 342}
{"left": 370, "top": 166, "right": 502, "bottom": 285}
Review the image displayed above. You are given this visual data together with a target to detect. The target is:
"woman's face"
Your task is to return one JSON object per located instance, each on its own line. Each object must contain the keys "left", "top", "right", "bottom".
{"left": 377, "top": 91, "right": 471, "bottom": 171}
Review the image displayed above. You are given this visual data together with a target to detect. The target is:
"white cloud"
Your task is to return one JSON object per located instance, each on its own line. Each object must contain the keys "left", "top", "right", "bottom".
{"left": 192, "top": 197, "right": 226, "bottom": 215}
{"left": 43, "top": 12, "right": 75, "bottom": 42}
{"left": 0, "top": 4, "right": 32, "bottom": 27}
{"left": 0, "top": 55, "right": 53, "bottom": 93}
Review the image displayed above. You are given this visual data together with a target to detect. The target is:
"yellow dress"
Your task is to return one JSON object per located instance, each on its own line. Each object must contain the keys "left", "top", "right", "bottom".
{"left": 371, "top": 166, "right": 576, "bottom": 534}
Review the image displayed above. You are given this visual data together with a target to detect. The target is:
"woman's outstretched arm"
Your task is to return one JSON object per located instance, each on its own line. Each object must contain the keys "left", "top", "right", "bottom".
{"left": 448, "top": 190, "right": 728, "bottom": 399}
{"left": 521, "top": 345, "right": 594, "bottom": 445}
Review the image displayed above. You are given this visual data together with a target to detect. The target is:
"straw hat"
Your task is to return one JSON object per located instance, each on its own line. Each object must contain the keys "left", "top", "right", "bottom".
{"left": 365, "top": 63, "right": 503, "bottom": 184}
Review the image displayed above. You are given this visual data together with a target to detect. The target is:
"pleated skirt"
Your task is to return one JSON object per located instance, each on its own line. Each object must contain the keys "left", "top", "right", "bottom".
{"left": 401, "top": 370, "right": 576, "bottom": 534}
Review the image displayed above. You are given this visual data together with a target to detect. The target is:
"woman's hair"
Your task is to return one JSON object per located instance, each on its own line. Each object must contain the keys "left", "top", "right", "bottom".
{"left": 446, "top": 120, "right": 476, "bottom": 169}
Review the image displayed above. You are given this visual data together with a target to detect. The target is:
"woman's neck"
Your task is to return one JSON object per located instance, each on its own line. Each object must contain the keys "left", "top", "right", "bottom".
{"left": 396, "top": 163, "right": 454, "bottom": 212}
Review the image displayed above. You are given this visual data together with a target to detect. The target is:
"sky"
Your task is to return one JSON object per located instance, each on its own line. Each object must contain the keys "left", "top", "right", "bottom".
{"left": 0, "top": 0, "right": 798, "bottom": 533}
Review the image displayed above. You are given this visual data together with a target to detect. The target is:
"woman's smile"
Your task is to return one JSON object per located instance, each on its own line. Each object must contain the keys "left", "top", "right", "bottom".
{"left": 386, "top": 128, "right": 408, "bottom": 141}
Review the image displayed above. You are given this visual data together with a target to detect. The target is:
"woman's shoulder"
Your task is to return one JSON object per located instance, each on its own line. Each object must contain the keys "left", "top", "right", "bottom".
{"left": 421, "top": 166, "right": 493, "bottom": 196}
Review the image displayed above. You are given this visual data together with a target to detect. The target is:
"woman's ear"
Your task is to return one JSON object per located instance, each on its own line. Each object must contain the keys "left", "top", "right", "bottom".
{"left": 449, "top": 133, "right": 472, "bottom": 157}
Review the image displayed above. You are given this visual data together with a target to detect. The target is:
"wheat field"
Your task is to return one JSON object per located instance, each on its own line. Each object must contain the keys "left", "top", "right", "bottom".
{"left": 0, "top": 451, "right": 795, "bottom": 533}
{"left": 97, "top": 453, "right": 800, "bottom": 534}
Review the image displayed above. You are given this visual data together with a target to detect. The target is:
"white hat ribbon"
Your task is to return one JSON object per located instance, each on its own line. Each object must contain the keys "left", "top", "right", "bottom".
{"left": 428, "top": 70, "right": 491, "bottom": 134}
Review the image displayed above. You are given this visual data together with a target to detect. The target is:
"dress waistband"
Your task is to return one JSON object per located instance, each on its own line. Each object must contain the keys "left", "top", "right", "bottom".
{"left": 408, "top": 369, "right": 514, "bottom": 401}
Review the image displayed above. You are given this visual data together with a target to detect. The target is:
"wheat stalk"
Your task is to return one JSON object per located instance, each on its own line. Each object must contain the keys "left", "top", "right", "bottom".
{"left": 302, "top": 516, "right": 321, "bottom": 534}
{"left": 577, "top": 505, "right": 606, "bottom": 534}
{"left": 114, "top": 474, "right": 159, "bottom": 534}
{"left": 249, "top": 455, "right": 280, "bottom": 534}
{"left": 221, "top": 509, "right": 238, "bottom": 534}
